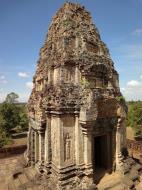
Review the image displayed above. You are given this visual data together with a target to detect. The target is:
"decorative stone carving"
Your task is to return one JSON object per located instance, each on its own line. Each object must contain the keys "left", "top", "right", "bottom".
{"left": 64, "top": 133, "right": 71, "bottom": 161}
{"left": 26, "top": 2, "right": 129, "bottom": 190}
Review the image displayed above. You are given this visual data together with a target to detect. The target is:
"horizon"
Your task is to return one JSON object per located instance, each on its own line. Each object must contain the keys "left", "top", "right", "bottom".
{"left": 0, "top": 0, "right": 142, "bottom": 102}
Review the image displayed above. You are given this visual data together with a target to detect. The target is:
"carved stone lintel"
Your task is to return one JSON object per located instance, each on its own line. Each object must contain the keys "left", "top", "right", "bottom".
{"left": 80, "top": 121, "right": 94, "bottom": 135}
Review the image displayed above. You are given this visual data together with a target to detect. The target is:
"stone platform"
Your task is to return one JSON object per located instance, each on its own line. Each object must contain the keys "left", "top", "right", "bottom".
{"left": 1, "top": 155, "right": 142, "bottom": 190}
{"left": 0, "top": 154, "right": 25, "bottom": 190}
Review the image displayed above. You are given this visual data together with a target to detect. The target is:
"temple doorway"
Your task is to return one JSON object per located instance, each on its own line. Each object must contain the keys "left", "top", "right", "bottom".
{"left": 93, "top": 134, "right": 112, "bottom": 183}
{"left": 94, "top": 134, "right": 112, "bottom": 170}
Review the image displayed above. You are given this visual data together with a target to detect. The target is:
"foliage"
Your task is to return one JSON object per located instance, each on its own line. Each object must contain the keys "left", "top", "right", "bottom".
{"left": 127, "top": 101, "right": 142, "bottom": 127}
{"left": 116, "top": 96, "right": 126, "bottom": 105}
{"left": 0, "top": 92, "right": 28, "bottom": 147}
{"left": 0, "top": 102, "right": 20, "bottom": 134}
{"left": 17, "top": 105, "right": 29, "bottom": 132}
{"left": 5, "top": 92, "right": 19, "bottom": 104}
{"left": 127, "top": 101, "right": 142, "bottom": 138}
{"left": 134, "top": 127, "right": 142, "bottom": 139}
{"left": 0, "top": 127, "right": 12, "bottom": 148}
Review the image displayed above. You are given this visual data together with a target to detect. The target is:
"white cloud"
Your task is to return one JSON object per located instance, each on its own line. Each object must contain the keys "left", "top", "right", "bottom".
{"left": 0, "top": 75, "right": 8, "bottom": 84}
{"left": 122, "top": 86, "right": 142, "bottom": 101}
{"left": 18, "top": 92, "right": 30, "bottom": 102}
{"left": 121, "top": 79, "right": 142, "bottom": 101}
{"left": 18, "top": 72, "right": 29, "bottom": 78}
{"left": 0, "top": 75, "right": 5, "bottom": 80}
{"left": 127, "top": 80, "right": 142, "bottom": 87}
{"left": 140, "top": 75, "right": 142, "bottom": 79}
{"left": 0, "top": 90, "right": 7, "bottom": 102}
{"left": 26, "top": 81, "right": 33, "bottom": 89}
{"left": 120, "top": 87, "right": 125, "bottom": 92}
{"left": 132, "top": 28, "right": 142, "bottom": 36}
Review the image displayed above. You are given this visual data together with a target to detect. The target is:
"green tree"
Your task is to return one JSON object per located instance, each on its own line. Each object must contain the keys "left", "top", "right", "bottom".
{"left": 0, "top": 102, "right": 20, "bottom": 134}
{"left": 127, "top": 102, "right": 142, "bottom": 127}
{"left": 0, "top": 92, "right": 29, "bottom": 147}
{"left": 0, "top": 114, "right": 11, "bottom": 147}
{"left": 17, "top": 105, "right": 29, "bottom": 132}
{"left": 0, "top": 127, "right": 8, "bottom": 148}
{"left": 127, "top": 101, "right": 142, "bottom": 138}
{"left": 5, "top": 92, "right": 19, "bottom": 104}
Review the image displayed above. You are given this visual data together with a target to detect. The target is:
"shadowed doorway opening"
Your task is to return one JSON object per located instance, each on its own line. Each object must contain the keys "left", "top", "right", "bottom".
{"left": 93, "top": 134, "right": 112, "bottom": 183}
{"left": 94, "top": 134, "right": 112, "bottom": 170}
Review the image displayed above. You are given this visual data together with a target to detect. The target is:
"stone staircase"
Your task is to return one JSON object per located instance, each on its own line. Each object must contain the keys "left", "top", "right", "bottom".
{"left": 97, "top": 157, "right": 142, "bottom": 190}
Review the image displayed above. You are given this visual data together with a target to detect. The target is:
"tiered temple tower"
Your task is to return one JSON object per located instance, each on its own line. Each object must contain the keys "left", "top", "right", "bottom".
{"left": 27, "top": 2, "right": 127, "bottom": 189}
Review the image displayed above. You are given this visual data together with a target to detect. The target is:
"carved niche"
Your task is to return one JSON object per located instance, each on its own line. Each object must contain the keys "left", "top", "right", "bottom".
{"left": 63, "top": 37, "right": 76, "bottom": 49}
{"left": 94, "top": 64, "right": 108, "bottom": 88}
{"left": 86, "top": 42, "right": 99, "bottom": 54}
{"left": 64, "top": 133, "right": 71, "bottom": 161}
{"left": 64, "top": 65, "right": 75, "bottom": 83}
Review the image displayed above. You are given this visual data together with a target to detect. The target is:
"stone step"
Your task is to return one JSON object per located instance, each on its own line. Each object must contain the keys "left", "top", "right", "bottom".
{"left": 59, "top": 177, "right": 75, "bottom": 187}
{"left": 122, "top": 177, "right": 134, "bottom": 189}
{"left": 127, "top": 158, "right": 136, "bottom": 167}
{"left": 134, "top": 163, "right": 142, "bottom": 172}
{"left": 127, "top": 171, "right": 139, "bottom": 182}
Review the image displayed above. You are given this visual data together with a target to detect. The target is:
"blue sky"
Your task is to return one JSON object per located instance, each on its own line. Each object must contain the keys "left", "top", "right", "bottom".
{"left": 0, "top": 0, "right": 142, "bottom": 102}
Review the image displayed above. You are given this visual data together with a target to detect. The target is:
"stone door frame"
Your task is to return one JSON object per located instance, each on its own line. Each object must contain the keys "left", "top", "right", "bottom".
{"left": 92, "top": 132, "right": 112, "bottom": 172}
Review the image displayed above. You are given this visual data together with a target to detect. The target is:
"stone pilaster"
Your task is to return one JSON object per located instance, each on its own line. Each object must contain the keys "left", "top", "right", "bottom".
{"left": 75, "top": 114, "right": 82, "bottom": 166}
{"left": 80, "top": 122, "right": 94, "bottom": 177}
{"left": 44, "top": 115, "right": 51, "bottom": 174}
{"left": 116, "top": 117, "right": 126, "bottom": 171}
{"left": 39, "top": 131, "right": 45, "bottom": 163}
{"left": 30, "top": 129, "right": 35, "bottom": 164}
{"left": 34, "top": 132, "right": 39, "bottom": 163}
{"left": 84, "top": 134, "right": 93, "bottom": 169}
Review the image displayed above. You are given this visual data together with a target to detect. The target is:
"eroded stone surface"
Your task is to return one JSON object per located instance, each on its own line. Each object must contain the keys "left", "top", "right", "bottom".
{"left": 0, "top": 155, "right": 24, "bottom": 188}
{"left": 25, "top": 2, "right": 130, "bottom": 190}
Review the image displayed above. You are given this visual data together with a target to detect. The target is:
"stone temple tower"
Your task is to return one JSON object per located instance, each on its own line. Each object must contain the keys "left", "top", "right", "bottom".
{"left": 27, "top": 2, "right": 127, "bottom": 189}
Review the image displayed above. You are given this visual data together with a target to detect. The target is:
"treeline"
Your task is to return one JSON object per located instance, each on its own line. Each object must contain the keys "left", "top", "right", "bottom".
{"left": 127, "top": 101, "right": 142, "bottom": 139}
{"left": 0, "top": 92, "right": 28, "bottom": 147}
{"left": 0, "top": 92, "right": 142, "bottom": 147}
